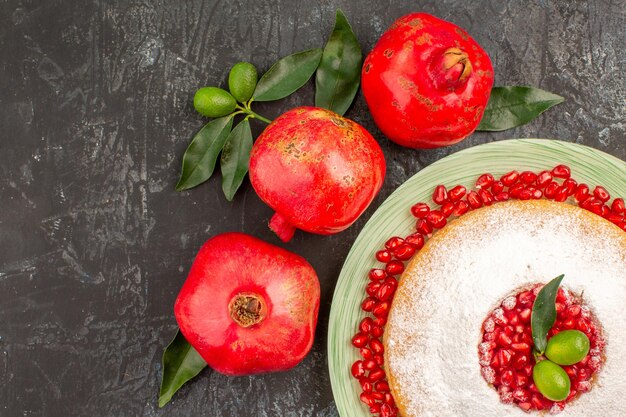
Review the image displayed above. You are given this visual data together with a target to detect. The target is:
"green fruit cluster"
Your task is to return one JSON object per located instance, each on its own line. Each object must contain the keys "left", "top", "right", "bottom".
{"left": 533, "top": 329, "right": 590, "bottom": 401}
{"left": 193, "top": 62, "right": 258, "bottom": 118}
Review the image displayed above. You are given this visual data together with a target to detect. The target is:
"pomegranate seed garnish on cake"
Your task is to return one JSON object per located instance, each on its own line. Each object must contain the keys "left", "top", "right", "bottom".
{"left": 350, "top": 166, "right": 626, "bottom": 417}
{"left": 479, "top": 284, "right": 605, "bottom": 413}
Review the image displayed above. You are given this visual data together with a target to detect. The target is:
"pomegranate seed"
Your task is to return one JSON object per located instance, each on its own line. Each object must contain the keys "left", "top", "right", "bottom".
{"left": 509, "top": 183, "right": 525, "bottom": 198}
{"left": 375, "top": 381, "right": 390, "bottom": 392}
{"left": 410, "top": 202, "right": 430, "bottom": 218}
{"left": 467, "top": 191, "right": 483, "bottom": 208}
{"left": 441, "top": 202, "right": 455, "bottom": 217}
{"left": 491, "top": 180, "right": 505, "bottom": 195}
{"left": 524, "top": 365, "right": 534, "bottom": 377}
{"left": 512, "top": 354, "right": 528, "bottom": 369}
{"left": 432, "top": 185, "right": 448, "bottom": 204}
{"left": 453, "top": 200, "right": 469, "bottom": 216}
{"left": 593, "top": 185, "right": 610, "bottom": 202}
{"left": 501, "top": 368, "right": 515, "bottom": 386}
{"left": 601, "top": 204, "right": 610, "bottom": 218}
{"left": 369, "top": 403, "right": 381, "bottom": 413}
{"left": 360, "top": 347, "right": 373, "bottom": 360}
{"left": 366, "top": 281, "right": 381, "bottom": 297}
{"left": 376, "top": 281, "right": 395, "bottom": 301}
{"left": 612, "top": 198, "right": 625, "bottom": 214}
{"left": 563, "top": 178, "right": 577, "bottom": 195}
{"left": 476, "top": 173, "right": 495, "bottom": 189}
{"left": 518, "top": 402, "right": 532, "bottom": 412}
{"left": 518, "top": 291, "right": 533, "bottom": 306}
{"left": 498, "top": 332, "right": 512, "bottom": 347}
{"left": 551, "top": 164, "right": 571, "bottom": 179}
{"left": 384, "top": 392, "right": 395, "bottom": 406}
{"left": 496, "top": 349, "right": 513, "bottom": 368}
{"left": 520, "top": 171, "right": 537, "bottom": 184}
{"left": 448, "top": 185, "right": 467, "bottom": 202}
{"left": 501, "top": 171, "right": 520, "bottom": 186}
{"left": 360, "top": 378, "right": 373, "bottom": 393}
{"left": 380, "top": 403, "right": 395, "bottom": 417}
{"left": 352, "top": 333, "right": 369, "bottom": 348}
{"left": 369, "top": 268, "right": 386, "bottom": 281}
{"left": 370, "top": 391, "right": 385, "bottom": 401}
{"left": 385, "top": 261, "right": 404, "bottom": 276}
{"left": 554, "top": 186, "right": 569, "bottom": 202}
{"left": 530, "top": 188, "right": 543, "bottom": 199}
{"left": 363, "top": 359, "right": 377, "bottom": 370}
{"left": 575, "top": 184, "right": 590, "bottom": 202}
{"left": 370, "top": 338, "right": 384, "bottom": 354}
{"left": 376, "top": 250, "right": 392, "bottom": 262}
{"left": 373, "top": 353, "right": 383, "bottom": 366}
{"left": 404, "top": 232, "right": 424, "bottom": 249}
{"left": 368, "top": 367, "right": 385, "bottom": 382}
{"left": 531, "top": 395, "right": 546, "bottom": 410}
{"left": 566, "top": 305, "right": 581, "bottom": 317}
{"left": 513, "top": 387, "right": 530, "bottom": 402}
{"left": 478, "top": 189, "right": 494, "bottom": 206}
{"left": 426, "top": 210, "right": 447, "bottom": 228}
{"left": 518, "top": 189, "right": 532, "bottom": 200}
{"left": 416, "top": 218, "right": 433, "bottom": 235}
{"left": 351, "top": 360, "right": 366, "bottom": 378}
{"left": 385, "top": 236, "right": 405, "bottom": 250}
{"left": 373, "top": 301, "right": 390, "bottom": 318}
{"left": 361, "top": 297, "right": 376, "bottom": 312}
{"left": 393, "top": 243, "right": 416, "bottom": 260}
{"left": 494, "top": 191, "right": 510, "bottom": 202}
{"left": 359, "top": 317, "right": 374, "bottom": 333}
{"left": 371, "top": 325, "right": 384, "bottom": 337}
{"left": 536, "top": 170, "right": 552, "bottom": 188}
{"left": 360, "top": 392, "right": 375, "bottom": 406}
{"left": 374, "top": 317, "right": 387, "bottom": 327}
{"left": 606, "top": 213, "right": 623, "bottom": 225}
{"left": 511, "top": 343, "right": 531, "bottom": 352}
{"left": 544, "top": 181, "right": 559, "bottom": 199}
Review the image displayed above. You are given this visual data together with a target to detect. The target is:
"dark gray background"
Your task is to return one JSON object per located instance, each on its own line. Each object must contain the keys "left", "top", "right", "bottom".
{"left": 1, "top": 0, "right": 624, "bottom": 416}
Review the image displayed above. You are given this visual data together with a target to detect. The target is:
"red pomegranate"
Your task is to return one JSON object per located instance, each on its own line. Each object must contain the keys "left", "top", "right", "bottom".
{"left": 361, "top": 13, "right": 494, "bottom": 149}
{"left": 249, "top": 106, "right": 386, "bottom": 242}
{"left": 174, "top": 232, "right": 320, "bottom": 376}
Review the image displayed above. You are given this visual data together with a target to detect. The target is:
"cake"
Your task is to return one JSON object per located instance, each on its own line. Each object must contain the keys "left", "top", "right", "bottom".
{"left": 383, "top": 200, "right": 626, "bottom": 416}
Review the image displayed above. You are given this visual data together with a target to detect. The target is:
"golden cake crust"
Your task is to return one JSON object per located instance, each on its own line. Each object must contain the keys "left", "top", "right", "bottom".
{"left": 384, "top": 200, "right": 626, "bottom": 417}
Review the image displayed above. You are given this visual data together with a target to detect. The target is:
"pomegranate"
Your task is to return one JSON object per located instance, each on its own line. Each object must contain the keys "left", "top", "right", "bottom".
{"left": 249, "top": 106, "right": 386, "bottom": 242}
{"left": 361, "top": 13, "right": 494, "bottom": 148}
{"left": 174, "top": 232, "right": 320, "bottom": 375}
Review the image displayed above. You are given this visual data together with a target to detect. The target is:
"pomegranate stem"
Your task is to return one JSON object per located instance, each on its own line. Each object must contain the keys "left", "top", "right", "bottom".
{"left": 269, "top": 212, "right": 297, "bottom": 242}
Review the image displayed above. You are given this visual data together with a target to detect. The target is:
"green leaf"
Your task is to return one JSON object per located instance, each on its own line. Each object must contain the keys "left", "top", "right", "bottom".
{"left": 220, "top": 118, "right": 253, "bottom": 201}
{"left": 176, "top": 116, "right": 234, "bottom": 191}
{"left": 252, "top": 48, "right": 323, "bottom": 101}
{"left": 531, "top": 274, "right": 565, "bottom": 355}
{"left": 159, "top": 329, "right": 207, "bottom": 408}
{"left": 315, "top": 9, "right": 362, "bottom": 116}
{"left": 477, "top": 86, "right": 564, "bottom": 131}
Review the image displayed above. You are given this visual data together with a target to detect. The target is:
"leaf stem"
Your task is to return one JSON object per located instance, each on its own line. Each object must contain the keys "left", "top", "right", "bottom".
{"left": 235, "top": 104, "right": 272, "bottom": 124}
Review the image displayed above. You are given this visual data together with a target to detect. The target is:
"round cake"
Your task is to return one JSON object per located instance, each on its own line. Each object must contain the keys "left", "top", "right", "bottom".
{"left": 384, "top": 200, "right": 626, "bottom": 416}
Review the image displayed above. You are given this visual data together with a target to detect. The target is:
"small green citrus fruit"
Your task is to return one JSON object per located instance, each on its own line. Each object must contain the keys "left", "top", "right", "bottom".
{"left": 533, "top": 359, "right": 571, "bottom": 401}
{"left": 193, "top": 87, "right": 237, "bottom": 118}
{"left": 228, "top": 62, "right": 258, "bottom": 102}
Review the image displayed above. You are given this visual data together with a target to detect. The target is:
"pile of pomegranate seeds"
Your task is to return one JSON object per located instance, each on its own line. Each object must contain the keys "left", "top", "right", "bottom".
{"left": 480, "top": 285, "right": 605, "bottom": 413}
{"left": 351, "top": 164, "right": 623, "bottom": 416}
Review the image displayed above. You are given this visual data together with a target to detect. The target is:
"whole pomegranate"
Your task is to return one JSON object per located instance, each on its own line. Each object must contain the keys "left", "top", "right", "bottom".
{"left": 249, "top": 107, "right": 386, "bottom": 242}
{"left": 361, "top": 13, "right": 494, "bottom": 149}
{"left": 174, "top": 232, "right": 320, "bottom": 376}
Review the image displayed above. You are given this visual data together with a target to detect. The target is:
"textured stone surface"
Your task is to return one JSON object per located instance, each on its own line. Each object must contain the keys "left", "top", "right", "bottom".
{"left": 0, "top": 1, "right": 623, "bottom": 416}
